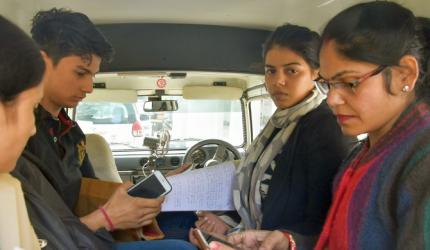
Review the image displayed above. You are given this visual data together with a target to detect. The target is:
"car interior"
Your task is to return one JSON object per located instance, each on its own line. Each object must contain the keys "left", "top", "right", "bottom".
{"left": 2, "top": 0, "right": 429, "bottom": 201}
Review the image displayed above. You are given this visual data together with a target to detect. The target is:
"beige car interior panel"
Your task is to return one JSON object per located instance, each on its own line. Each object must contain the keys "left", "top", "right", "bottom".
{"left": 84, "top": 89, "right": 138, "bottom": 103}
{"left": 183, "top": 85, "right": 243, "bottom": 100}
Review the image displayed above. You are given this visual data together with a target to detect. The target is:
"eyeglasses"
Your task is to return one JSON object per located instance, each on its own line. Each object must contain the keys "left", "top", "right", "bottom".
{"left": 314, "top": 65, "right": 386, "bottom": 95}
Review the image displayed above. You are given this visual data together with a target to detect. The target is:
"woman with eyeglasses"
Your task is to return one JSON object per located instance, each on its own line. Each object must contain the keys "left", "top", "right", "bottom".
{"left": 314, "top": 3, "right": 430, "bottom": 249}
{"left": 206, "top": 2, "right": 430, "bottom": 250}
{"left": 190, "top": 24, "right": 353, "bottom": 250}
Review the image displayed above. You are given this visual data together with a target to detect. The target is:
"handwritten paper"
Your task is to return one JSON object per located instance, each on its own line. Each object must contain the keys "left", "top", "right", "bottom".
{"left": 162, "top": 161, "right": 236, "bottom": 211}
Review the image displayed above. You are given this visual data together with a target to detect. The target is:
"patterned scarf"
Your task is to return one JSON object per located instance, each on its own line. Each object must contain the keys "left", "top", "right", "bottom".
{"left": 315, "top": 100, "right": 430, "bottom": 250}
{"left": 233, "top": 89, "right": 325, "bottom": 229}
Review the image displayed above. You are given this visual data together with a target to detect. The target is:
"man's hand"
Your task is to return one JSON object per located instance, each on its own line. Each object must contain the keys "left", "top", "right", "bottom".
{"left": 80, "top": 181, "right": 164, "bottom": 231}
{"left": 195, "top": 211, "right": 231, "bottom": 235}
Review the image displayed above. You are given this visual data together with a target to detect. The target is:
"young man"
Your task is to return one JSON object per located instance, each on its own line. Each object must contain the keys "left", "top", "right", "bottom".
{"left": 18, "top": 8, "right": 195, "bottom": 250}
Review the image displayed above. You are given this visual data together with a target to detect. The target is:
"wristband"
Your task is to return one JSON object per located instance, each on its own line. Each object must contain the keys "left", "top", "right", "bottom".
{"left": 282, "top": 232, "right": 297, "bottom": 250}
{"left": 99, "top": 206, "right": 115, "bottom": 231}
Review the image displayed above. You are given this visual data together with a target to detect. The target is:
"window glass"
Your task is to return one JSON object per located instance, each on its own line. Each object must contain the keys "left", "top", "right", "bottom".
{"left": 75, "top": 96, "right": 244, "bottom": 151}
{"left": 249, "top": 97, "right": 276, "bottom": 140}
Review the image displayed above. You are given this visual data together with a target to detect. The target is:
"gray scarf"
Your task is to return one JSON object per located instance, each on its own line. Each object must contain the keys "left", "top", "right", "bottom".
{"left": 233, "top": 89, "right": 325, "bottom": 229}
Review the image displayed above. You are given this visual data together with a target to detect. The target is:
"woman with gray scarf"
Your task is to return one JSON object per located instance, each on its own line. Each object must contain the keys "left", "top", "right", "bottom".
{"left": 193, "top": 24, "right": 353, "bottom": 249}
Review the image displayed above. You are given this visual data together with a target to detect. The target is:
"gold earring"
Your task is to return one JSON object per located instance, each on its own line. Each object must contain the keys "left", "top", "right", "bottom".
{"left": 402, "top": 85, "right": 410, "bottom": 92}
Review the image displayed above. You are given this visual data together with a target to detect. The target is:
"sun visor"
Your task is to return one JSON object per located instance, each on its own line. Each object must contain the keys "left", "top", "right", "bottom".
{"left": 183, "top": 86, "right": 243, "bottom": 100}
{"left": 83, "top": 89, "right": 138, "bottom": 103}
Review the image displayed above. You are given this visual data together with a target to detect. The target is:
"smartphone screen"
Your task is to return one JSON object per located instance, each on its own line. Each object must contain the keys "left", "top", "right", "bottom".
{"left": 127, "top": 171, "right": 171, "bottom": 198}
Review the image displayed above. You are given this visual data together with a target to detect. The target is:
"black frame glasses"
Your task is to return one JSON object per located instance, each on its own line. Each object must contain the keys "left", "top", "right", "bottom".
{"left": 314, "top": 65, "right": 387, "bottom": 95}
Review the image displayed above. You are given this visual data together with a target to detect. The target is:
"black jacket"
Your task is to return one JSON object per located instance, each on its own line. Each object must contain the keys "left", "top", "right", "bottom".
{"left": 26, "top": 106, "right": 96, "bottom": 210}
{"left": 12, "top": 151, "right": 114, "bottom": 250}
{"left": 260, "top": 101, "right": 354, "bottom": 247}
{"left": 22, "top": 106, "right": 114, "bottom": 248}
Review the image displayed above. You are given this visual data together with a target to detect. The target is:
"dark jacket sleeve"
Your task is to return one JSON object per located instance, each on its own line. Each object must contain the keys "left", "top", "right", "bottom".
{"left": 12, "top": 154, "right": 115, "bottom": 250}
{"left": 261, "top": 102, "right": 355, "bottom": 249}
{"left": 290, "top": 110, "right": 352, "bottom": 234}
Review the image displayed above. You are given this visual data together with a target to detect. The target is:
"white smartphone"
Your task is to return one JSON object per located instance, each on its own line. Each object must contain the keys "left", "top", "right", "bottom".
{"left": 127, "top": 171, "right": 172, "bottom": 198}
{"left": 192, "top": 228, "right": 238, "bottom": 250}
{"left": 192, "top": 228, "right": 210, "bottom": 250}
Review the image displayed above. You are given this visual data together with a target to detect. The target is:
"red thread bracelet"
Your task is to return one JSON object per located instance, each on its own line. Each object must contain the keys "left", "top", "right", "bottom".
{"left": 282, "top": 232, "right": 297, "bottom": 250}
{"left": 99, "top": 206, "right": 115, "bottom": 231}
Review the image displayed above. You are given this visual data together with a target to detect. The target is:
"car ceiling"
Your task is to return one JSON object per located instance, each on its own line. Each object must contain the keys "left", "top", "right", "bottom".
{"left": 1, "top": 0, "right": 429, "bottom": 95}
{"left": 3, "top": 0, "right": 430, "bottom": 32}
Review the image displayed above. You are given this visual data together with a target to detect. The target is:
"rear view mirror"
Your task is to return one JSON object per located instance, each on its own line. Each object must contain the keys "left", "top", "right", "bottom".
{"left": 143, "top": 100, "right": 178, "bottom": 112}
{"left": 140, "top": 114, "right": 149, "bottom": 121}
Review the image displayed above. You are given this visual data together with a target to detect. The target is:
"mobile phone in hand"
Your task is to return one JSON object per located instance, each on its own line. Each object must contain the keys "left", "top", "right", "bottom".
{"left": 127, "top": 170, "right": 172, "bottom": 198}
{"left": 192, "top": 228, "right": 210, "bottom": 250}
{"left": 192, "top": 228, "right": 238, "bottom": 250}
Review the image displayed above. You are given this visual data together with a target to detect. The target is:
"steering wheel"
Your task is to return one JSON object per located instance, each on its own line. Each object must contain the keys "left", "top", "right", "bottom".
{"left": 182, "top": 139, "right": 241, "bottom": 170}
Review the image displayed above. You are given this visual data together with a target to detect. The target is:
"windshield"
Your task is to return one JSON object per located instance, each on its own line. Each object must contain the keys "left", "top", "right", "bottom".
{"left": 249, "top": 96, "right": 276, "bottom": 139}
{"left": 75, "top": 96, "right": 244, "bottom": 151}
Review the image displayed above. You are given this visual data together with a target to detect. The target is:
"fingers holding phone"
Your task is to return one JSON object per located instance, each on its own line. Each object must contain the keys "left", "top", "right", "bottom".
{"left": 101, "top": 182, "right": 162, "bottom": 229}
{"left": 190, "top": 228, "right": 210, "bottom": 250}
{"left": 257, "top": 230, "right": 290, "bottom": 250}
{"left": 226, "top": 230, "right": 290, "bottom": 250}
{"left": 190, "top": 228, "right": 239, "bottom": 250}
{"left": 227, "top": 230, "right": 268, "bottom": 247}
{"left": 101, "top": 171, "right": 171, "bottom": 230}
{"left": 208, "top": 241, "right": 236, "bottom": 250}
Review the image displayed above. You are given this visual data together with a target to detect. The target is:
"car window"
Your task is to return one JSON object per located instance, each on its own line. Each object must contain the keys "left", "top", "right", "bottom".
{"left": 76, "top": 103, "right": 136, "bottom": 125}
{"left": 75, "top": 96, "right": 244, "bottom": 151}
{"left": 249, "top": 96, "right": 276, "bottom": 140}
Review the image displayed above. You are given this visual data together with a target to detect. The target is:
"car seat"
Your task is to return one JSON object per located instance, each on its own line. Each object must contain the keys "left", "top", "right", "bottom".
{"left": 85, "top": 133, "right": 123, "bottom": 183}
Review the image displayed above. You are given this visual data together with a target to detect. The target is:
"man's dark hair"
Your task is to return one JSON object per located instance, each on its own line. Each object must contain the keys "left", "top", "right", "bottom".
{"left": 0, "top": 16, "right": 45, "bottom": 102}
{"left": 262, "top": 24, "right": 321, "bottom": 70}
{"left": 31, "top": 8, "right": 114, "bottom": 65}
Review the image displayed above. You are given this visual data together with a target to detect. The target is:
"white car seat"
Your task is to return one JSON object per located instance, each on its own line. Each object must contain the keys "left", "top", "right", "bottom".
{"left": 85, "top": 133, "right": 122, "bottom": 183}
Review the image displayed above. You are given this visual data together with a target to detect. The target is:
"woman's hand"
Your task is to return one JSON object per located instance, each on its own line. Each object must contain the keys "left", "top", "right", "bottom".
{"left": 208, "top": 241, "right": 235, "bottom": 250}
{"left": 189, "top": 228, "right": 234, "bottom": 250}
{"left": 195, "top": 211, "right": 231, "bottom": 235}
{"left": 224, "top": 230, "right": 289, "bottom": 250}
{"left": 188, "top": 228, "right": 201, "bottom": 247}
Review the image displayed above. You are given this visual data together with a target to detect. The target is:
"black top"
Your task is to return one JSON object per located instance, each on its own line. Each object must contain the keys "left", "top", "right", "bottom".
{"left": 260, "top": 102, "right": 354, "bottom": 237}
{"left": 25, "top": 106, "right": 96, "bottom": 210}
